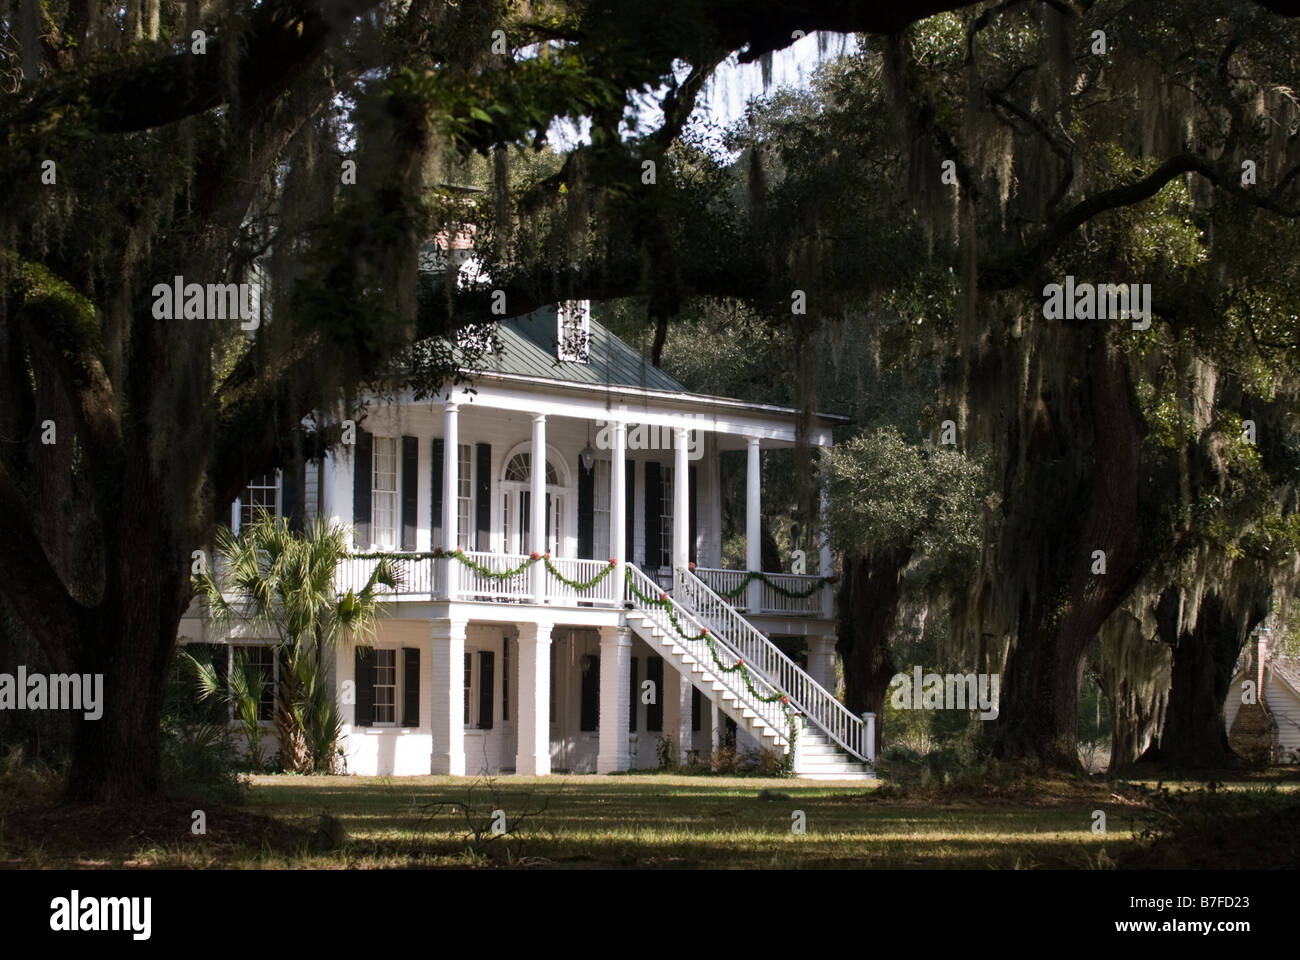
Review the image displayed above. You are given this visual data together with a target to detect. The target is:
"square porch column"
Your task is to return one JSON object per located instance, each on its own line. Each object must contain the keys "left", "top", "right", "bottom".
{"left": 806, "top": 636, "right": 837, "bottom": 693}
{"left": 516, "top": 619, "right": 554, "bottom": 775}
{"left": 431, "top": 617, "right": 468, "bottom": 775}
{"left": 746, "top": 436, "right": 762, "bottom": 614}
{"left": 663, "top": 666, "right": 694, "bottom": 765}
{"left": 596, "top": 626, "right": 632, "bottom": 772}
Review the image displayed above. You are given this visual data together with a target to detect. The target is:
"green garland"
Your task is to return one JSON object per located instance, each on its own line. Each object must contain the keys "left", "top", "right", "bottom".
{"left": 350, "top": 552, "right": 800, "bottom": 749}
{"left": 708, "top": 569, "right": 834, "bottom": 601}
{"left": 353, "top": 549, "right": 617, "bottom": 590}
{"left": 624, "top": 567, "right": 789, "bottom": 706}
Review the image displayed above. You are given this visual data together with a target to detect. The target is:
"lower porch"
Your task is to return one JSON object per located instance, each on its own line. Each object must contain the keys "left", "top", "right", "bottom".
{"left": 339, "top": 609, "right": 773, "bottom": 778}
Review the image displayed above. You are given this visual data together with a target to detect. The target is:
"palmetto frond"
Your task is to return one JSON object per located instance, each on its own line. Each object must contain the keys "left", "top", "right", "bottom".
{"left": 203, "top": 513, "right": 391, "bottom": 772}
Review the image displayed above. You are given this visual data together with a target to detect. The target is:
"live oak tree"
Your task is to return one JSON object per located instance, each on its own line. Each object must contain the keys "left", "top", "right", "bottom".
{"left": 3, "top": 0, "right": 1299, "bottom": 802}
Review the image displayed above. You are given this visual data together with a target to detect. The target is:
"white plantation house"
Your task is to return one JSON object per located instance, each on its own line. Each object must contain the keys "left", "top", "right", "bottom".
{"left": 179, "top": 242, "right": 874, "bottom": 781}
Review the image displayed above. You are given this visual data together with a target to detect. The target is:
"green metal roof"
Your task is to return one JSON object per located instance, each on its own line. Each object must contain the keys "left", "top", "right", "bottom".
{"left": 475, "top": 307, "right": 689, "bottom": 393}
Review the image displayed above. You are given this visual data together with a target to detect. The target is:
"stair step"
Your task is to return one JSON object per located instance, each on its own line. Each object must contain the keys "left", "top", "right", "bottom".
{"left": 797, "top": 771, "right": 876, "bottom": 781}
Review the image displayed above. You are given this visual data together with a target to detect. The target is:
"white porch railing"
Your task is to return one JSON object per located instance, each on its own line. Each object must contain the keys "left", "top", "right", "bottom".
{"left": 452, "top": 551, "right": 532, "bottom": 600}
{"left": 691, "top": 567, "right": 828, "bottom": 616}
{"left": 335, "top": 553, "right": 443, "bottom": 596}
{"left": 545, "top": 556, "right": 623, "bottom": 605}
{"left": 675, "top": 567, "right": 867, "bottom": 762}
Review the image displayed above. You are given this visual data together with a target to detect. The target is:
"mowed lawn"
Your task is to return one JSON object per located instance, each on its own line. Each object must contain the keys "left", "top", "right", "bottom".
{"left": 226, "top": 773, "right": 1139, "bottom": 869}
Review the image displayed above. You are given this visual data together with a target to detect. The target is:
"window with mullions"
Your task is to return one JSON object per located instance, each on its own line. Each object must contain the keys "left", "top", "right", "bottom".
{"left": 232, "top": 645, "right": 277, "bottom": 722}
{"left": 373, "top": 649, "right": 397, "bottom": 724}
{"left": 457, "top": 443, "right": 472, "bottom": 549}
{"left": 372, "top": 437, "right": 398, "bottom": 548}
{"left": 504, "top": 452, "right": 559, "bottom": 485}
{"left": 659, "top": 465, "right": 674, "bottom": 569}
{"left": 240, "top": 473, "right": 279, "bottom": 528}
{"left": 593, "top": 459, "right": 611, "bottom": 560}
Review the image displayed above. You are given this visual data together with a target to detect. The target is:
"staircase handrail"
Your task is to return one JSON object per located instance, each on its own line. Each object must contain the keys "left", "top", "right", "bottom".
{"left": 625, "top": 564, "right": 791, "bottom": 749}
{"left": 675, "top": 567, "right": 867, "bottom": 762}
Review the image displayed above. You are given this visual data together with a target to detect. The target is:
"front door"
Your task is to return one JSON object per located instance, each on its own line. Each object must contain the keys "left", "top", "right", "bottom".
{"left": 501, "top": 485, "right": 564, "bottom": 555}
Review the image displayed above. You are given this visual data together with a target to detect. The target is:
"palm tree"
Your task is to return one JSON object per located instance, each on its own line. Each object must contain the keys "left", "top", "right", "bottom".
{"left": 185, "top": 647, "right": 270, "bottom": 768}
{"left": 191, "top": 516, "right": 401, "bottom": 773}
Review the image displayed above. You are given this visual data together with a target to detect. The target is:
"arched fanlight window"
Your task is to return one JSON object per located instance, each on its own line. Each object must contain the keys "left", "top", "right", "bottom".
{"left": 503, "top": 452, "right": 559, "bottom": 485}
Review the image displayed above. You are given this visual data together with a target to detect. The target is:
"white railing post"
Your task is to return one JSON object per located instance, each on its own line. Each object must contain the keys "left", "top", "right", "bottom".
{"left": 862, "top": 711, "right": 877, "bottom": 764}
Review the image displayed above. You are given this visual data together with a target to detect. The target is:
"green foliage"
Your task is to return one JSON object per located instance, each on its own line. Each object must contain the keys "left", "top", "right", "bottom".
{"left": 192, "top": 517, "right": 399, "bottom": 773}
{"left": 826, "top": 426, "right": 987, "bottom": 589}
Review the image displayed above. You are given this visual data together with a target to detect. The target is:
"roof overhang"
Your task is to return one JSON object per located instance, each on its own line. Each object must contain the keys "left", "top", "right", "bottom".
{"left": 444, "top": 369, "right": 848, "bottom": 446}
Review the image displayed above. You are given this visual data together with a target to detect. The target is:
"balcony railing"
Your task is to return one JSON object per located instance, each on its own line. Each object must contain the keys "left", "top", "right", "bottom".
{"left": 330, "top": 551, "right": 626, "bottom": 606}
{"left": 691, "top": 567, "right": 830, "bottom": 617}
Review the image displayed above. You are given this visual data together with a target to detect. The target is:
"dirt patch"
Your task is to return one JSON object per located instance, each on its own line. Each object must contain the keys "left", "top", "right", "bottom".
{"left": 1, "top": 797, "right": 312, "bottom": 866}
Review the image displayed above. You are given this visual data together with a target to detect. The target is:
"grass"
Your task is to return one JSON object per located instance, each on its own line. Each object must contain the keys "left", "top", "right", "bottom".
{"left": 4, "top": 765, "right": 1296, "bottom": 869}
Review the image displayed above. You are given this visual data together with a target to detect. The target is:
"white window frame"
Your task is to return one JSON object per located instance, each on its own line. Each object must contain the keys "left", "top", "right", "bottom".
{"left": 372, "top": 648, "right": 398, "bottom": 726}
{"left": 224, "top": 643, "right": 279, "bottom": 726}
{"left": 660, "top": 465, "right": 674, "bottom": 569}
{"left": 464, "top": 651, "right": 476, "bottom": 728}
{"left": 593, "top": 459, "right": 611, "bottom": 560}
{"left": 372, "top": 436, "right": 399, "bottom": 549}
{"left": 457, "top": 443, "right": 473, "bottom": 550}
{"left": 232, "top": 471, "right": 281, "bottom": 533}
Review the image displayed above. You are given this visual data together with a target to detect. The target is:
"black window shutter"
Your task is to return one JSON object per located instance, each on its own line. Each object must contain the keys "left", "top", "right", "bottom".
{"left": 688, "top": 466, "right": 697, "bottom": 564}
{"left": 402, "top": 647, "right": 420, "bottom": 727}
{"left": 629, "top": 657, "right": 638, "bottom": 732}
{"left": 580, "top": 654, "right": 599, "bottom": 732}
{"left": 353, "top": 430, "right": 373, "bottom": 548}
{"left": 204, "top": 643, "right": 228, "bottom": 724}
{"left": 430, "top": 438, "right": 444, "bottom": 549}
{"left": 475, "top": 443, "right": 492, "bottom": 550}
{"left": 502, "top": 638, "right": 510, "bottom": 722}
{"left": 478, "top": 651, "right": 495, "bottom": 730}
{"left": 577, "top": 456, "right": 594, "bottom": 559}
{"left": 624, "top": 459, "right": 635, "bottom": 562}
{"left": 281, "top": 461, "right": 303, "bottom": 532}
{"left": 692, "top": 685, "right": 702, "bottom": 732}
{"left": 643, "top": 460, "right": 661, "bottom": 570}
{"left": 354, "top": 647, "right": 375, "bottom": 727}
{"left": 646, "top": 656, "right": 663, "bottom": 732}
{"left": 401, "top": 436, "right": 418, "bottom": 551}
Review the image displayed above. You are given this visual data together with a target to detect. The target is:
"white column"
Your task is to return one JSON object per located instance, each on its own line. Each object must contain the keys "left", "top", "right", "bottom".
{"left": 806, "top": 636, "right": 836, "bottom": 692}
{"left": 442, "top": 401, "right": 459, "bottom": 600}
{"left": 430, "top": 617, "right": 467, "bottom": 775}
{"left": 819, "top": 457, "right": 834, "bottom": 618}
{"left": 663, "top": 666, "right": 693, "bottom": 765}
{"left": 673, "top": 426, "right": 690, "bottom": 573}
{"left": 746, "top": 436, "right": 762, "bottom": 614}
{"left": 531, "top": 413, "right": 547, "bottom": 603}
{"left": 516, "top": 620, "right": 554, "bottom": 775}
{"left": 597, "top": 626, "right": 632, "bottom": 773}
{"left": 612, "top": 421, "right": 626, "bottom": 578}
{"left": 710, "top": 703, "right": 721, "bottom": 753}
